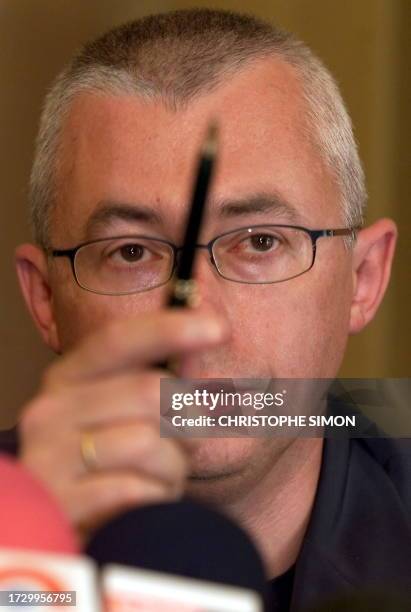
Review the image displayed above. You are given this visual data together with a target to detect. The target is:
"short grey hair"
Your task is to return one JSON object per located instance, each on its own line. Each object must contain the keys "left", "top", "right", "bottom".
{"left": 30, "top": 8, "right": 366, "bottom": 247}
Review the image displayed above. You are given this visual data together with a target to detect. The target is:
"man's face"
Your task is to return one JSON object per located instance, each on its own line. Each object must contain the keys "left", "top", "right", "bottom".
{"left": 46, "top": 57, "right": 354, "bottom": 500}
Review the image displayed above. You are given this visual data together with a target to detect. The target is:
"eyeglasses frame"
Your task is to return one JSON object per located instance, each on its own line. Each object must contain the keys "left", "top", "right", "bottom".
{"left": 48, "top": 224, "right": 359, "bottom": 295}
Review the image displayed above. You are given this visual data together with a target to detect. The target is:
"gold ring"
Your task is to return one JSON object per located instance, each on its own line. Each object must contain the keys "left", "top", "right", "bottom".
{"left": 80, "top": 431, "right": 99, "bottom": 471}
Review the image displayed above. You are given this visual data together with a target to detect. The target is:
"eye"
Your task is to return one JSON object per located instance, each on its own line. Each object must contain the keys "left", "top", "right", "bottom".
{"left": 239, "top": 233, "right": 281, "bottom": 254}
{"left": 103, "top": 241, "right": 153, "bottom": 266}
{"left": 221, "top": 230, "right": 283, "bottom": 259}
{"left": 249, "top": 234, "right": 277, "bottom": 251}
{"left": 118, "top": 243, "right": 145, "bottom": 262}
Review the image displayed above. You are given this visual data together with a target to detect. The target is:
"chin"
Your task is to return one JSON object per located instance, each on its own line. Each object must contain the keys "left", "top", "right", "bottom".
{"left": 189, "top": 437, "right": 259, "bottom": 476}
{"left": 185, "top": 437, "right": 283, "bottom": 505}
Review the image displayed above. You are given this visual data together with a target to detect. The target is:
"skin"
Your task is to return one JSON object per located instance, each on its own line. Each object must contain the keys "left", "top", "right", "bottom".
{"left": 15, "top": 56, "right": 397, "bottom": 575}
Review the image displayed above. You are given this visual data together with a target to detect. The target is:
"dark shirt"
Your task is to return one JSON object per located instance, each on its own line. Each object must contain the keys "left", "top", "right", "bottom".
{"left": 270, "top": 565, "right": 295, "bottom": 611}
{"left": 288, "top": 434, "right": 411, "bottom": 611}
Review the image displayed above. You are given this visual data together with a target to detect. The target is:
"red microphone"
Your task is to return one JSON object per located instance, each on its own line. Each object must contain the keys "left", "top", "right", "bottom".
{"left": 0, "top": 455, "right": 101, "bottom": 610}
{"left": 0, "top": 454, "right": 78, "bottom": 553}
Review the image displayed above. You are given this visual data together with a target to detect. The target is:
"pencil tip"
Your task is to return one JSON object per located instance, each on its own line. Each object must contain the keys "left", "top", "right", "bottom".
{"left": 203, "top": 122, "right": 218, "bottom": 157}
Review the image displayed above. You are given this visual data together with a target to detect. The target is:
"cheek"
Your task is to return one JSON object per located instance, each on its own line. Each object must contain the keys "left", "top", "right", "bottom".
{"left": 51, "top": 275, "right": 167, "bottom": 350}
{"left": 227, "top": 267, "right": 352, "bottom": 378}
{"left": 280, "top": 276, "right": 352, "bottom": 377}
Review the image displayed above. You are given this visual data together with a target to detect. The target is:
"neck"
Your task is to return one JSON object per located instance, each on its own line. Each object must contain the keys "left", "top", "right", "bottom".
{"left": 224, "top": 438, "right": 323, "bottom": 579}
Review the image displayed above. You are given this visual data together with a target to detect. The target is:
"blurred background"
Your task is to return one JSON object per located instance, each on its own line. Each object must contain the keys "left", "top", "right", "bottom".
{"left": 0, "top": 0, "right": 409, "bottom": 427}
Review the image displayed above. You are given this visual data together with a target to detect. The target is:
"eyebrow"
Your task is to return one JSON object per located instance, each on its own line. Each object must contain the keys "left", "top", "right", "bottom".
{"left": 85, "top": 192, "right": 303, "bottom": 239}
{"left": 213, "top": 193, "right": 302, "bottom": 223}
{"left": 85, "top": 201, "right": 164, "bottom": 238}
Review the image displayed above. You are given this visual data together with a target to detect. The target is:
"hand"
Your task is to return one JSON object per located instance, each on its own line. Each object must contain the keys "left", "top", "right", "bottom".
{"left": 18, "top": 310, "right": 228, "bottom": 540}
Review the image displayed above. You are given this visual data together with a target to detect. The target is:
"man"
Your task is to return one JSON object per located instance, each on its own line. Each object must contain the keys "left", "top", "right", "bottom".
{"left": 7, "top": 8, "right": 410, "bottom": 610}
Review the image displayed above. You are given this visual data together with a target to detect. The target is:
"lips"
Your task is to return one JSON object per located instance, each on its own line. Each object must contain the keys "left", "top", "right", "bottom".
{"left": 232, "top": 378, "right": 272, "bottom": 394}
{"left": 182, "top": 379, "right": 272, "bottom": 416}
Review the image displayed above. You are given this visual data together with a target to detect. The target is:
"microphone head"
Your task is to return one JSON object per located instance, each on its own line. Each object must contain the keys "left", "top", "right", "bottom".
{"left": 0, "top": 455, "right": 77, "bottom": 553}
{"left": 86, "top": 499, "right": 269, "bottom": 604}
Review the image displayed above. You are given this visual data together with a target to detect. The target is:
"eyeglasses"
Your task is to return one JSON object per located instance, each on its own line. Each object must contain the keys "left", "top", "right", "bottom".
{"left": 49, "top": 224, "right": 358, "bottom": 296}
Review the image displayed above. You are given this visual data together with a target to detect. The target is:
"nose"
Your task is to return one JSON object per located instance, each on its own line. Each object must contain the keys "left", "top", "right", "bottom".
{"left": 176, "top": 248, "right": 233, "bottom": 379}
{"left": 175, "top": 243, "right": 215, "bottom": 269}
{"left": 190, "top": 249, "right": 230, "bottom": 320}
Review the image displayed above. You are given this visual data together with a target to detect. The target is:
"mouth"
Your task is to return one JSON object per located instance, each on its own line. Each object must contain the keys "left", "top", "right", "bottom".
{"left": 161, "top": 376, "right": 276, "bottom": 437}
{"left": 232, "top": 378, "right": 272, "bottom": 394}
{"left": 184, "top": 376, "right": 272, "bottom": 393}
{"left": 183, "top": 378, "right": 271, "bottom": 416}
{"left": 207, "top": 378, "right": 272, "bottom": 408}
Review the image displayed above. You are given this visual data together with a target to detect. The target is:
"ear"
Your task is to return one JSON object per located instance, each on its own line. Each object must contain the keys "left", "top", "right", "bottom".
{"left": 349, "top": 219, "right": 397, "bottom": 335}
{"left": 15, "top": 243, "right": 61, "bottom": 353}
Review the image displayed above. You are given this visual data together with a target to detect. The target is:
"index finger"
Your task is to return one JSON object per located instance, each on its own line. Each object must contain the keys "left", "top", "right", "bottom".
{"left": 44, "top": 310, "right": 228, "bottom": 389}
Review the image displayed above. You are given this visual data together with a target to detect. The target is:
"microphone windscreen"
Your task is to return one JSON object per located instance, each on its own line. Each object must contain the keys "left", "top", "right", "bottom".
{"left": 86, "top": 499, "right": 268, "bottom": 600}
{"left": 0, "top": 455, "right": 78, "bottom": 554}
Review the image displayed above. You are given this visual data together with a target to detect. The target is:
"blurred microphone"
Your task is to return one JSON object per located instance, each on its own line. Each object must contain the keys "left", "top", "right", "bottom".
{"left": 0, "top": 455, "right": 77, "bottom": 553}
{"left": 0, "top": 455, "right": 99, "bottom": 610}
{"left": 86, "top": 499, "right": 270, "bottom": 611}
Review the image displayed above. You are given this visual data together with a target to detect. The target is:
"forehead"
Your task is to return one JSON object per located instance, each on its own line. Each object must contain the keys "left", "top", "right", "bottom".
{"left": 53, "top": 56, "right": 339, "bottom": 244}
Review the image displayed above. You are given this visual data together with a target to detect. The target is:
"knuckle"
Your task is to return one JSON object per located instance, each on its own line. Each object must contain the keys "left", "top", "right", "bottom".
{"left": 123, "top": 479, "right": 161, "bottom": 505}
{"left": 134, "top": 422, "right": 159, "bottom": 454}
{"left": 135, "top": 373, "right": 161, "bottom": 405}
{"left": 95, "top": 480, "right": 125, "bottom": 507}
{"left": 155, "top": 440, "right": 189, "bottom": 482}
{"left": 96, "top": 476, "right": 164, "bottom": 508}
{"left": 19, "top": 396, "right": 50, "bottom": 437}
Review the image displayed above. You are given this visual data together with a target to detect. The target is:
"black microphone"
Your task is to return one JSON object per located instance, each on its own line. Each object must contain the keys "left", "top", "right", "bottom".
{"left": 86, "top": 499, "right": 270, "bottom": 610}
